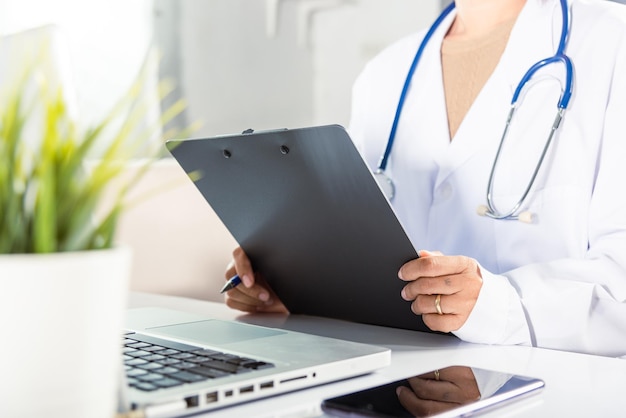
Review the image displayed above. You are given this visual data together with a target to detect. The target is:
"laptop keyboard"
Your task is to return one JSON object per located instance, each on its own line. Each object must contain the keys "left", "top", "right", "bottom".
{"left": 123, "top": 332, "right": 275, "bottom": 392}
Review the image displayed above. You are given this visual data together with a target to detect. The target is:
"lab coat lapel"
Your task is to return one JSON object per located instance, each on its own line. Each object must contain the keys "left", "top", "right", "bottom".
{"left": 394, "top": 8, "right": 456, "bottom": 176}
{"left": 434, "top": 0, "right": 559, "bottom": 189}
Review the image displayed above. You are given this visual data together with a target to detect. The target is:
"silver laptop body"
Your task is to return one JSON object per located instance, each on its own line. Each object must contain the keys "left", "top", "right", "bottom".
{"left": 123, "top": 307, "right": 390, "bottom": 417}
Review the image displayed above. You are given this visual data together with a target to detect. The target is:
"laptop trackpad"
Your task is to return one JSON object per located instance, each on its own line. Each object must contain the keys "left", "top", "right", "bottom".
{"left": 147, "top": 320, "right": 285, "bottom": 345}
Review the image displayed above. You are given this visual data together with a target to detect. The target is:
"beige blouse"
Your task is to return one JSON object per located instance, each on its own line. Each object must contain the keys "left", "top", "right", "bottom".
{"left": 441, "top": 18, "right": 517, "bottom": 140}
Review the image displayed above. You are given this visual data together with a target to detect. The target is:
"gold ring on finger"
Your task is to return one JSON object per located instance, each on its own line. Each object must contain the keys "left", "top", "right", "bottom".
{"left": 435, "top": 294, "right": 443, "bottom": 315}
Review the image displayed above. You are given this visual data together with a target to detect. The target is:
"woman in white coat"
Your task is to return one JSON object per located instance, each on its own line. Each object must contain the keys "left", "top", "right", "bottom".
{"left": 224, "top": 0, "right": 626, "bottom": 358}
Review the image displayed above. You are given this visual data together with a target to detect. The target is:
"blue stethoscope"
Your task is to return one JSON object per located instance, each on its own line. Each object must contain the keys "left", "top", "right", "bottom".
{"left": 374, "top": 0, "right": 573, "bottom": 223}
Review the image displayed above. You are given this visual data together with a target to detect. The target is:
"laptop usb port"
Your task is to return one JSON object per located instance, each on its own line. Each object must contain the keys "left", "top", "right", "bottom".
{"left": 260, "top": 381, "right": 274, "bottom": 390}
{"left": 206, "top": 392, "right": 218, "bottom": 403}
{"left": 184, "top": 395, "right": 199, "bottom": 408}
{"left": 239, "top": 385, "right": 254, "bottom": 395}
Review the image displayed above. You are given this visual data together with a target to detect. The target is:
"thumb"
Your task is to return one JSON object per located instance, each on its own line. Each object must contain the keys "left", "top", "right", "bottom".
{"left": 418, "top": 249, "right": 444, "bottom": 257}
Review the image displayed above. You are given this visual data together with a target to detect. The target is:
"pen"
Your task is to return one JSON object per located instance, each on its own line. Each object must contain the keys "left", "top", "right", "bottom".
{"left": 220, "top": 274, "right": 241, "bottom": 293}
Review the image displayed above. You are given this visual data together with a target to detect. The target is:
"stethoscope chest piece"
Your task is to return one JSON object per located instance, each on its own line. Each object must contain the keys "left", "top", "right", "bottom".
{"left": 374, "top": 170, "right": 395, "bottom": 201}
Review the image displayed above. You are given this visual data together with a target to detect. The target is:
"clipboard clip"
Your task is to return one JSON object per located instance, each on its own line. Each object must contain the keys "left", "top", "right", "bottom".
{"left": 241, "top": 128, "right": 288, "bottom": 135}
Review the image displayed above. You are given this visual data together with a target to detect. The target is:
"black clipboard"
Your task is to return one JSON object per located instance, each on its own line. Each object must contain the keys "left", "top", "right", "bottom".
{"left": 166, "top": 125, "right": 435, "bottom": 333}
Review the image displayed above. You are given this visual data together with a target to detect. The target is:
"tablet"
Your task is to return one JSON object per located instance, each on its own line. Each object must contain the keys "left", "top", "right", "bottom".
{"left": 166, "top": 125, "right": 431, "bottom": 332}
{"left": 321, "top": 365, "right": 545, "bottom": 417}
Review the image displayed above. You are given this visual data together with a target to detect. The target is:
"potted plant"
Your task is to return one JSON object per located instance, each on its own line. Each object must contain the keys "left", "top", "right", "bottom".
{"left": 0, "top": 45, "right": 187, "bottom": 418}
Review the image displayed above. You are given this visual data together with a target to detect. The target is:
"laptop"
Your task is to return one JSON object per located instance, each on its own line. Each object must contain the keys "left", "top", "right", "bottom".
{"left": 121, "top": 307, "right": 390, "bottom": 417}
{"left": 165, "top": 125, "right": 434, "bottom": 333}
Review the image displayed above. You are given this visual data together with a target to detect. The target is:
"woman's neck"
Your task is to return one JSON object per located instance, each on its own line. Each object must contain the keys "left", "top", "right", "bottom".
{"left": 447, "top": 0, "right": 527, "bottom": 40}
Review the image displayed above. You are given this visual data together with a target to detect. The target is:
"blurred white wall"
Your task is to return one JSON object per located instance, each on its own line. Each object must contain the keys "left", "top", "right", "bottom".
{"left": 310, "top": 0, "right": 441, "bottom": 127}
{"left": 164, "top": 0, "right": 441, "bottom": 138}
{"left": 0, "top": 0, "right": 154, "bottom": 128}
{"left": 0, "top": 0, "right": 441, "bottom": 145}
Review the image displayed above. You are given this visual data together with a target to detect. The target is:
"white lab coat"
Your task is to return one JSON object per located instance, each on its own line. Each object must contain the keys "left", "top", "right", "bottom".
{"left": 348, "top": 0, "right": 626, "bottom": 357}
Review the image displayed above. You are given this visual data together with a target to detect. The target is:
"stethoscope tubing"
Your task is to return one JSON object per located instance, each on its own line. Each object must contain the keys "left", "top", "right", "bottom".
{"left": 377, "top": 1, "right": 456, "bottom": 173}
{"left": 484, "top": 108, "right": 565, "bottom": 220}
{"left": 512, "top": 55, "right": 573, "bottom": 108}
{"left": 378, "top": 0, "right": 573, "bottom": 222}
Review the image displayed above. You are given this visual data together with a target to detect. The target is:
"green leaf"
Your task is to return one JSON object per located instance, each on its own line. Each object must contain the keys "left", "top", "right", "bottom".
{"left": 0, "top": 46, "right": 191, "bottom": 254}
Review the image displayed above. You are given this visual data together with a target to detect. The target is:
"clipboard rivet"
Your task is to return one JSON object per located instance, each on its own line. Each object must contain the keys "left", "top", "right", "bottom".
{"left": 280, "top": 145, "right": 290, "bottom": 155}
{"left": 223, "top": 149, "right": 232, "bottom": 158}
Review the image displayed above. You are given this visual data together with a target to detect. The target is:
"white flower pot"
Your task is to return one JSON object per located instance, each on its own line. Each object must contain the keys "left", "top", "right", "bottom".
{"left": 0, "top": 246, "right": 132, "bottom": 418}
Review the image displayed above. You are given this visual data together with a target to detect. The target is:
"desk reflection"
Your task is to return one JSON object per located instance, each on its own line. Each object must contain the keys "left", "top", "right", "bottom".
{"left": 396, "top": 366, "right": 480, "bottom": 417}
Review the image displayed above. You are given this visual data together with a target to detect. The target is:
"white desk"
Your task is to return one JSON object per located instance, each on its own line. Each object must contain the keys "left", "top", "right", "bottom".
{"left": 129, "top": 292, "right": 626, "bottom": 417}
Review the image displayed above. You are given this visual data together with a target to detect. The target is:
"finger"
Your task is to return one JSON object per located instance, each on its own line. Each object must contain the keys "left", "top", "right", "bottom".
{"left": 222, "top": 268, "right": 272, "bottom": 309}
{"left": 225, "top": 285, "right": 269, "bottom": 308}
{"left": 418, "top": 249, "right": 443, "bottom": 257}
{"left": 229, "top": 274, "right": 273, "bottom": 302}
{"left": 401, "top": 274, "right": 466, "bottom": 302}
{"left": 232, "top": 247, "right": 255, "bottom": 287}
{"left": 224, "top": 273, "right": 290, "bottom": 313}
{"left": 411, "top": 291, "right": 479, "bottom": 332}
{"left": 404, "top": 262, "right": 483, "bottom": 300}
{"left": 225, "top": 286, "right": 289, "bottom": 314}
{"left": 399, "top": 255, "right": 474, "bottom": 282}
{"left": 398, "top": 252, "right": 439, "bottom": 283}
{"left": 409, "top": 292, "right": 476, "bottom": 315}
{"left": 409, "top": 294, "right": 444, "bottom": 315}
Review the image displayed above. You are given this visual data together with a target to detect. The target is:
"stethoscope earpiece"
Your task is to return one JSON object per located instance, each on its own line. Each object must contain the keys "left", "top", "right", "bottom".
{"left": 476, "top": 205, "right": 490, "bottom": 217}
{"left": 517, "top": 211, "right": 534, "bottom": 224}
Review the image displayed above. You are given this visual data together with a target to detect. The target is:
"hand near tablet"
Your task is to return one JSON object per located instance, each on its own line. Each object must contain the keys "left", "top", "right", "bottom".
{"left": 223, "top": 247, "right": 289, "bottom": 313}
